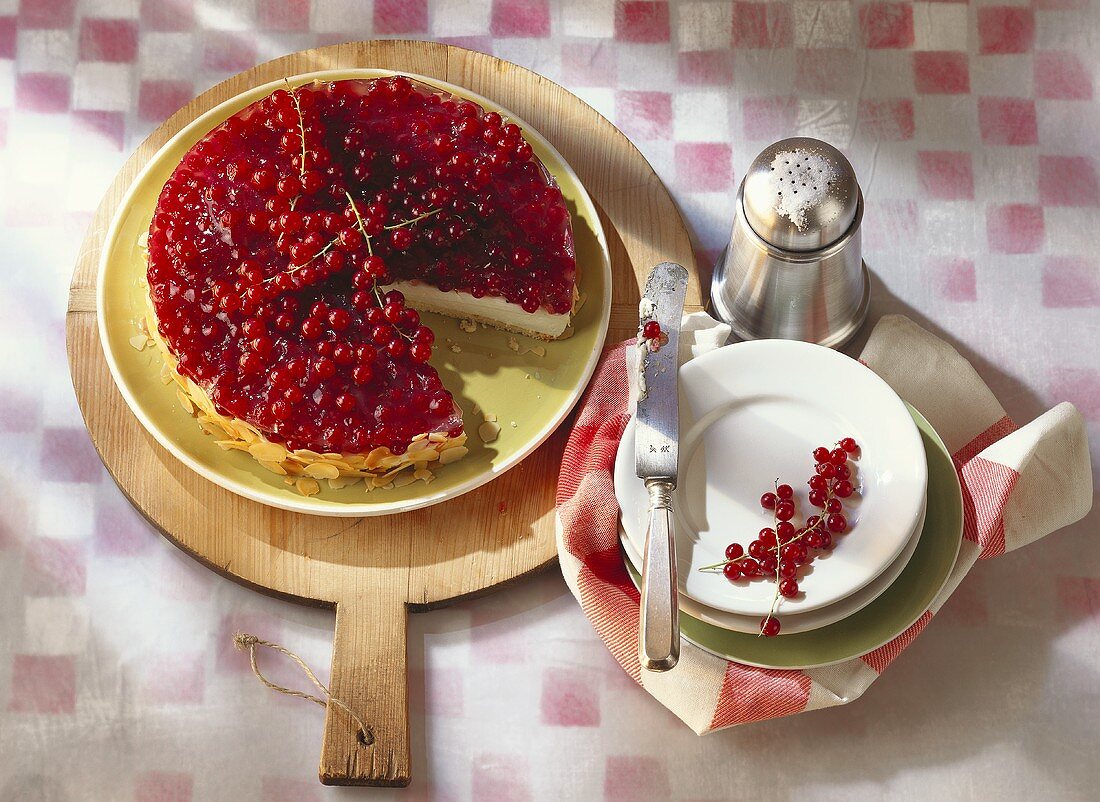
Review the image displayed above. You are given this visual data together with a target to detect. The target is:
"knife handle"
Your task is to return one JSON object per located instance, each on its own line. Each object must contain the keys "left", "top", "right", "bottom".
{"left": 639, "top": 478, "right": 680, "bottom": 672}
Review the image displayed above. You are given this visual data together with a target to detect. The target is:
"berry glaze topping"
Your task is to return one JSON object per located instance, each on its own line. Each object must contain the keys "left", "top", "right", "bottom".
{"left": 146, "top": 76, "right": 576, "bottom": 456}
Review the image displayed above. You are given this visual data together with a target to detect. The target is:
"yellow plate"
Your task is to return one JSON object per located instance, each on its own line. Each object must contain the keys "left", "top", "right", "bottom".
{"left": 97, "top": 69, "right": 612, "bottom": 517}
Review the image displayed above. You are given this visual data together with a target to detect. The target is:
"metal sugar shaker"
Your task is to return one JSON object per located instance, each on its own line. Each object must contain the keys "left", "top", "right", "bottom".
{"left": 710, "top": 137, "right": 869, "bottom": 348}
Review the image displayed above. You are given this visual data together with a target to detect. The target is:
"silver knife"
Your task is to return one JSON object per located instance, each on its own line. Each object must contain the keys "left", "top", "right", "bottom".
{"left": 635, "top": 262, "right": 689, "bottom": 672}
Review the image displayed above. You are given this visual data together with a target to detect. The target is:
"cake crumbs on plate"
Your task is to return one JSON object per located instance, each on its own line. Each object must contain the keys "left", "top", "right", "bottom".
{"left": 459, "top": 319, "right": 477, "bottom": 333}
{"left": 450, "top": 344, "right": 462, "bottom": 353}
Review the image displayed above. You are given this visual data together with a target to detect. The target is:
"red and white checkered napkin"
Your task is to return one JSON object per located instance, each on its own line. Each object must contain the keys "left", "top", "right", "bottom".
{"left": 555, "top": 314, "right": 1093, "bottom": 734}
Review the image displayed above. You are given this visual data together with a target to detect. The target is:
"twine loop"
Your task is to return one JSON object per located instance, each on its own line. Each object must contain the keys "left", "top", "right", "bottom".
{"left": 233, "top": 632, "right": 373, "bottom": 746}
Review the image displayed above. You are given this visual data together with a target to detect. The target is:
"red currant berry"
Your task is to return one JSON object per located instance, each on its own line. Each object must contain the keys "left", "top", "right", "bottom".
{"left": 239, "top": 352, "right": 262, "bottom": 373}
{"left": 362, "top": 255, "right": 386, "bottom": 278}
{"left": 302, "top": 171, "right": 324, "bottom": 194}
{"left": 748, "top": 540, "right": 766, "bottom": 559}
{"left": 760, "top": 492, "right": 778, "bottom": 510}
{"left": 251, "top": 168, "right": 275, "bottom": 190}
{"left": 825, "top": 497, "right": 843, "bottom": 514}
{"left": 779, "top": 579, "right": 799, "bottom": 598}
{"left": 816, "top": 462, "right": 837, "bottom": 479}
{"left": 760, "top": 618, "right": 781, "bottom": 637}
{"left": 642, "top": 321, "right": 661, "bottom": 339}
{"left": 776, "top": 521, "right": 795, "bottom": 542}
{"left": 776, "top": 483, "right": 794, "bottom": 500}
{"left": 775, "top": 500, "right": 795, "bottom": 521}
{"left": 241, "top": 318, "right": 265, "bottom": 338}
{"left": 333, "top": 343, "right": 355, "bottom": 365}
{"left": 813, "top": 446, "right": 831, "bottom": 462}
{"left": 830, "top": 448, "right": 848, "bottom": 466}
{"left": 270, "top": 400, "right": 290, "bottom": 421}
{"left": 779, "top": 560, "right": 798, "bottom": 580}
{"left": 833, "top": 480, "right": 854, "bottom": 498}
{"left": 808, "top": 474, "right": 827, "bottom": 490}
{"left": 723, "top": 562, "right": 742, "bottom": 581}
{"left": 740, "top": 558, "right": 760, "bottom": 576}
{"left": 819, "top": 531, "right": 833, "bottom": 550}
{"left": 725, "top": 543, "right": 744, "bottom": 560}
{"left": 840, "top": 437, "right": 858, "bottom": 453}
{"left": 807, "top": 488, "right": 826, "bottom": 507}
{"left": 269, "top": 367, "right": 292, "bottom": 389}
{"left": 328, "top": 308, "right": 351, "bottom": 331}
{"left": 385, "top": 337, "right": 407, "bottom": 358}
{"left": 827, "top": 513, "right": 848, "bottom": 533}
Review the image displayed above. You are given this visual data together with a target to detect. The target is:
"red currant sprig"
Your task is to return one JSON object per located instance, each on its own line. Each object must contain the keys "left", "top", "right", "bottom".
{"left": 699, "top": 438, "right": 860, "bottom": 637}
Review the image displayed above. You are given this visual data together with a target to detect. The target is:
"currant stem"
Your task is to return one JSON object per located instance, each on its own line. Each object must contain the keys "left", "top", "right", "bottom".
{"left": 760, "top": 504, "right": 783, "bottom": 636}
{"left": 383, "top": 208, "right": 441, "bottom": 229}
{"left": 262, "top": 234, "right": 340, "bottom": 283}
{"left": 698, "top": 554, "right": 750, "bottom": 572}
{"left": 344, "top": 191, "right": 374, "bottom": 256}
{"left": 284, "top": 78, "right": 308, "bottom": 180}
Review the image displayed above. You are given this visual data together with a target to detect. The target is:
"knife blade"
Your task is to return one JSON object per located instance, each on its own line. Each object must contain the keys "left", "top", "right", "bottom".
{"left": 635, "top": 261, "right": 689, "bottom": 672}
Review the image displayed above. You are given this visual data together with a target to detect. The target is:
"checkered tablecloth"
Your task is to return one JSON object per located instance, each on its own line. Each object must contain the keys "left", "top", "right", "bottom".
{"left": 1, "top": 1, "right": 1097, "bottom": 799}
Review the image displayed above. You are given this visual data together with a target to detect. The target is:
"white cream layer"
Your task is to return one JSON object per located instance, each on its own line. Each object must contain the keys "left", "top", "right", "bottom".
{"left": 385, "top": 280, "right": 570, "bottom": 338}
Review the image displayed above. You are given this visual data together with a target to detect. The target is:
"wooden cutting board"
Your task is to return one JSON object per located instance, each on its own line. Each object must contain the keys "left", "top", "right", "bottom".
{"left": 66, "top": 41, "right": 702, "bottom": 787}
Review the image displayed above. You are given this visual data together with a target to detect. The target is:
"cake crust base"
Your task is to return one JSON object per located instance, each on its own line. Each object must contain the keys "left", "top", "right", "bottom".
{"left": 143, "top": 292, "right": 468, "bottom": 496}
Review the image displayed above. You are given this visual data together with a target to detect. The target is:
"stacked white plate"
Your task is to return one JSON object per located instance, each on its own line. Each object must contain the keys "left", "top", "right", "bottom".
{"left": 615, "top": 340, "right": 930, "bottom": 637}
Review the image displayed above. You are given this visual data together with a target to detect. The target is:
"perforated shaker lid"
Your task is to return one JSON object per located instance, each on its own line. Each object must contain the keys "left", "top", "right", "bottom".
{"left": 741, "top": 137, "right": 860, "bottom": 252}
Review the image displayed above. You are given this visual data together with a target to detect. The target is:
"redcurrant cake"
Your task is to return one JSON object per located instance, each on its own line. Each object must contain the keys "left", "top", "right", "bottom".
{"left": 142, "top": 75, "right": 578, "bottom": 495}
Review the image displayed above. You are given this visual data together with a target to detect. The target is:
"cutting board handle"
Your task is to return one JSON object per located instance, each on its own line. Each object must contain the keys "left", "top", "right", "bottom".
{"left": 319, "top": 596, "right": 410, "bottom": 787}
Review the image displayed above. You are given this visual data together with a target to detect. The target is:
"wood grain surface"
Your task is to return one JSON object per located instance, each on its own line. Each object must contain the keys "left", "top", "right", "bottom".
{"left": 66, "top": 40, "right": 701, "bottom": 787}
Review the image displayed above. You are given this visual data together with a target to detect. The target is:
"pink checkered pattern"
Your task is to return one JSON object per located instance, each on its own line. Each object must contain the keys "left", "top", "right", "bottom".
{"left": 2, "top": 0, "right": 1098, "bottom": 798}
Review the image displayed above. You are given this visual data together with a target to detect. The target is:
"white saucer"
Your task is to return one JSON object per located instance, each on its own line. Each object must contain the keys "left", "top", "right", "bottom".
{"left": 615, "top": 340, "right": 927, "bottom": 617}
{"left": 619, "top": 495, "right": 925, "bottom": 634}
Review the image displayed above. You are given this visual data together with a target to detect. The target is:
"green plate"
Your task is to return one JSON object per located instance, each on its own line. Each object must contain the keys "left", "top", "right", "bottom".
{"left": 625, "top": 405, "right": 962, "bottom": 669}
{"left": 97, "top": 69, "right": 611, "bottom": 516}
